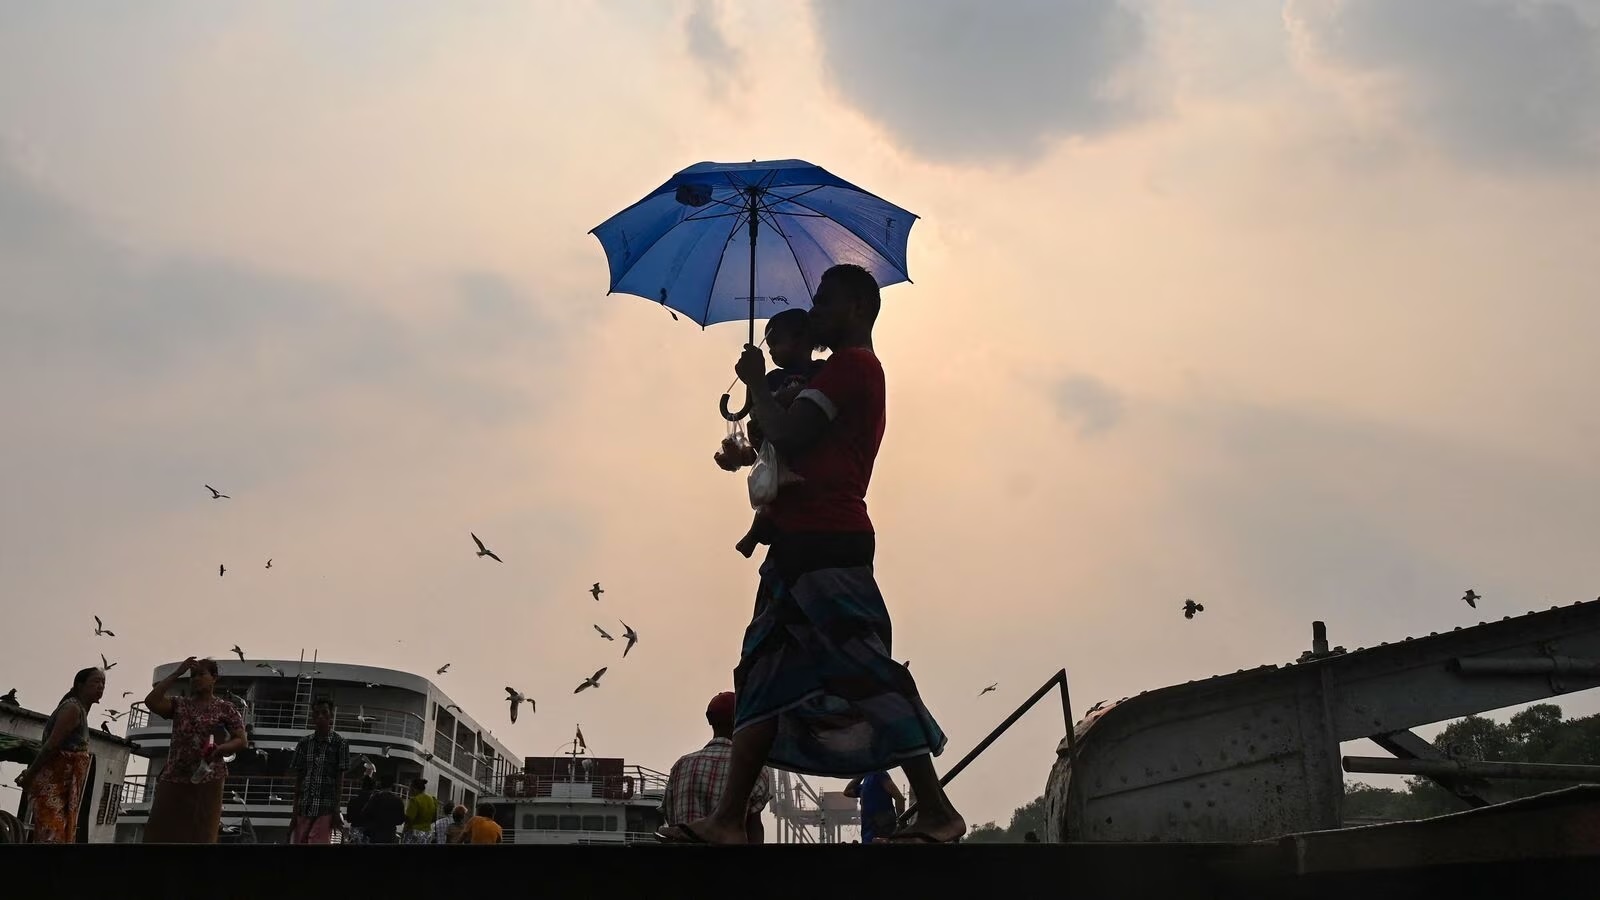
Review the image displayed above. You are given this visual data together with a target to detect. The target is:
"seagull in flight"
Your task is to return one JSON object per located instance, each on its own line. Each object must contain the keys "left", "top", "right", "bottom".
{"left": 105, "top": 709, "right": 123, "bottom": 721}
{"left": 1463, "top": 589, "right": 1480, "bottom": 609}
{"left": 621, "top": 621, "right": 638, "bottom": 658}
{"left": 471, "top": 532, "right": 503, "bottom": 563}
{"left": 590, "top": 582, "right": 604, "bottom": 601}
{"left": 219, "top": 563, "right": 226, "bottom": 577}
{"left": 1183, "top": 599, "right": 1204, "bottom": 620}
{"left": 121, "top": 691, "right": 134, "bottom": 698}
{"left": 978, "top": 683, "right": 998, "bottom": 697}
{"left": 231, "top": 645, "right": 245, "bottom": 663}
{"left": 100, "top": 654, "right": 116, "bottom": 672}
{"left": 93, "top": 616, "right": 115, "bottom": 637}
{"left": 593, "top": 624, "right": 614, "bottom": 641}
{"left": 205, "top": 485, "right": 230, "bottom": 500}
{"left": 355, "top": 706, "right": 376, "bottom": 724}
{"left": 437, "top": 663, "right": 451, "bottom": 675}
{"left": 505, "top": 687, "right": 532, "bottom": 723}
{"left": 265, "top": 558, "right": 272, "bottom": 569}
{"left": 255, "top": 663, "right": 285, "bottom": 677}
{"left": 574, "top": 667, "right": 608, "bottom": 694}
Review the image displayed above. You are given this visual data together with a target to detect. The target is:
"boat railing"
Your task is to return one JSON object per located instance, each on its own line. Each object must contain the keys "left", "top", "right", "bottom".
{"left": 123, "top": 701, "right": 426, "bottom": 743}
{"left": 897, "top": 667, "right": 1076, "bottom": 827}
{"left": 481, "top": 766, "right": 670, "bottom": 801}
{"left": 120, "top": 773, "right": 410, "bottom": 809}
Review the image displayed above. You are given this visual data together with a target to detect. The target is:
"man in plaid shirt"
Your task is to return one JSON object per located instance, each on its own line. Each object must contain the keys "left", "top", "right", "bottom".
{"left": 289, "top": 699, "right": 351, "bottom": 844}
{"left": 660, "top": 692, "right": 774, "bottom": 842}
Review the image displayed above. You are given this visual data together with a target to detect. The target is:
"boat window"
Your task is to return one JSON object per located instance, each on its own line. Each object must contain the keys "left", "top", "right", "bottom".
{"left": 558, "top": 814, "right": 580, "bottom": 831}
{"left": 534, "top": 815, "right": 558, "bottom": 830}
{"left": 581, "top": 815, "right": 605, "bottom": 831}
{"left": 605, "top": 815, "right": 618, "bottom": 832}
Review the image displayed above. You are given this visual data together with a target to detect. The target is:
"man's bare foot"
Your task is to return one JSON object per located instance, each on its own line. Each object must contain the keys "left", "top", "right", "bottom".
{"left": 656, "top": 815, "right": 748, "bottom": 845}
{"left": 877, "top": 812, "right": 966, "bottom": 844}
{"left": 735, "top": 534, "right": 757, "bottom": 558}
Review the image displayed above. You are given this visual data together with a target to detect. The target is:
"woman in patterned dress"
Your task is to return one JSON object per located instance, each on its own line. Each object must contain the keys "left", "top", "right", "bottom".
{"left": 142, "top": 657, "right": 247, "bottom": 843}
{"left": 13, "top": 667, "right": 104, "bottom": 842}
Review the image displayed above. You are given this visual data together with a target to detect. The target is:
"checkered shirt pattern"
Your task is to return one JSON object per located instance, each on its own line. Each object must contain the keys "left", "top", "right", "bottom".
{"left": 660, "top": 737, "right": 774, "bottom": 825}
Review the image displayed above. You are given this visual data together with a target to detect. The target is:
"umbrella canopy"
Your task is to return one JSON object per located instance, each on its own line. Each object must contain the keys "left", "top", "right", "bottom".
{"left": 590, "top": 159, "right": 918, "bottom": 336}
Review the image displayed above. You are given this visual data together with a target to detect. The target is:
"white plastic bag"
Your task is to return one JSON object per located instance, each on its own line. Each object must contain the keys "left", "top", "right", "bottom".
{"left": 747, "top": 441, "right": 803, "bottom": 510}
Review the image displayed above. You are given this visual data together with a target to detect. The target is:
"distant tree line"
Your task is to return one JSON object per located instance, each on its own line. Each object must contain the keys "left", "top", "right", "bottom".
{"left": 963, "top": 705, "right": 1599, "bottom": 841}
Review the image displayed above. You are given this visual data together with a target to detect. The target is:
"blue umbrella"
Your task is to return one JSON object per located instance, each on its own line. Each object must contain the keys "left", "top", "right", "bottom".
{"left": 590, "top": 159, "right": 918, "bottom": 418}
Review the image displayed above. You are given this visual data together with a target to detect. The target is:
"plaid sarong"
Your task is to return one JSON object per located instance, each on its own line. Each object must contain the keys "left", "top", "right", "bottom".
{"left": 733, "top": 532, "right": 947, "bottom": 776}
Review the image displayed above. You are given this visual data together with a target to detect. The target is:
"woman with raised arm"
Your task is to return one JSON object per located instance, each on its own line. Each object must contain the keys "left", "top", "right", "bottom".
{"left": 141, "top": 657, "right": 247, "bottom": 843}
{"left": 14, "top": 666, "right": 104, "bottom": 842}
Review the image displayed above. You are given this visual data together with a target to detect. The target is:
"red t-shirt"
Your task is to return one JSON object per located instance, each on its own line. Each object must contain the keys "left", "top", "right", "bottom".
{"left": 767, "top": 347, "right": 886, "bottom": 534}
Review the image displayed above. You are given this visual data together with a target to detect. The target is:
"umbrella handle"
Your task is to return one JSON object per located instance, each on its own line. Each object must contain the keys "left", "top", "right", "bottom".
{"left": 719, "top": 391, "right": 750, "bottom": 422}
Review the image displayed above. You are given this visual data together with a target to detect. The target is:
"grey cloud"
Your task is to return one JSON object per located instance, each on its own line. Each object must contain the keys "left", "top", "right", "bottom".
{"left": 0, "top": 150, "right": 569, "bottom": 534}
{"left": 685, "top": 0, "right": 741, "bottom": 86}
{"left": 1287, "top": 0, "right": 1600, "bottom": 170}
{"left": 808, "top": 0, "right": 1150, "bottom": 166}
{"left": 1161, "top": 398, "right": 1600, "bottom": 623}
{"left": 1053, "top": 374, "right": 1125, "bottom": 437}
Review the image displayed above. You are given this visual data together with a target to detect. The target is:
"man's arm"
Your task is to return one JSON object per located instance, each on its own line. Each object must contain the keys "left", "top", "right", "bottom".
{"left": 747, "top": 381, "right": 830, "bottom": 456}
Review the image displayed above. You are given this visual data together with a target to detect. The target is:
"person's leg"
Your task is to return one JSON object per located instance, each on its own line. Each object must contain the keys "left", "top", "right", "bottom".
{"left": 877, "top": 754, "right": 965, "bottom": 843}
{"left": 658, "top": 717, "right": 778, "bottom": 844}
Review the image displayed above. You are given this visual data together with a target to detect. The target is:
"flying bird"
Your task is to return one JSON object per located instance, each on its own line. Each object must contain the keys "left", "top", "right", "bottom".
{"left": 506, "top": 687, "right": 531, "bottom": 723}
{"left": 105, "top": 709, "right": 123, "bottom": 721}
{"left": 205, "top": 485, "right": 230, "bottom": 500}
{"left": 355, "top": 706, "right": 376, "bottom": 724}
{"left": 1183, "top": 599, "right": 1204, "bottom": 620}
{"left": 100, "top": 654, "right": 116, "bottom": 671}
{"left": 121, "top": 691, "right": 134, "bottom": 698}
{"left": 621, "top": 621, "right": 638, "bottom": 658}
{"left": 255, "top": 663, "right": 285, "bottom": 677}
{"left": 979, "top": 683, "right": 998, "bottom": 697}
{"left": 593, "top": 624, "right": 614, "bottom": 641}
{"left": 231, "top": 645, "right": 245, "bottom": 663}
{"left": 471, "top": 533, "right": 503, "bottom": 563}
{"left": 296, "top": 670, "right": 322, "bottom": 680}
{"left": 574, "top": 667, "right": 608, "bottom": 694}
{"left": 1463, "top": 589, "right": 1480, "bottom": 609}
{"left": 93, "top": 616, "right": 115, "bottom": 637}
{"left": 437, "top": 663, "right": 451, "bottom": 675}
{"left": 219, "top": 563, "right": 226, "bottom": 577}
{"left": 265, "top": 559, "right": 272, "bottom": 569}
{"left": 590, "top": 583, "right": 604, "bottom": 601}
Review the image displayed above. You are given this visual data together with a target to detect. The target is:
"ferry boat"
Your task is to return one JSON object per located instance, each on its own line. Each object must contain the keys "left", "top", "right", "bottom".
{"left": 109, "top": 655, "right": 815, "bottom": 844}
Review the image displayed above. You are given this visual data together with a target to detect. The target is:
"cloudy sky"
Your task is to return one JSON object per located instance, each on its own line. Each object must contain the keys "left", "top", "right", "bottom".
{"left": 3, "top": 0, "right": 1600, "bottom": 831}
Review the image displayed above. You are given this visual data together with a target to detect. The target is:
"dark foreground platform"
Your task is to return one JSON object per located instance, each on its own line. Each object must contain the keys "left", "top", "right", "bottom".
{"left": 6, "top": 840, "right": 1597, "bottom": 900}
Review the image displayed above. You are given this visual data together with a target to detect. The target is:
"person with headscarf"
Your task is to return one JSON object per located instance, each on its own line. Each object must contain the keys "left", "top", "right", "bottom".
{"left": 141, "top": 657, "right": 247, "bottom": 843}
{"left": 13, "top": 666, "right": 104, "bottom": 842}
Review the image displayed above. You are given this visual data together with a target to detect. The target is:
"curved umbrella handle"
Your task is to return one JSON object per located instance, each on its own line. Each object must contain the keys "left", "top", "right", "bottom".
{"left": 720, "top": 391, "right": 750, "bottom": 422}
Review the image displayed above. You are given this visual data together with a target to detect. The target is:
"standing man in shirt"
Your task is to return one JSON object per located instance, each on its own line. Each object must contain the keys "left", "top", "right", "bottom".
{"left": 403, "top": 777, "right": 438, "bottom": 844}
{"left": 660, "top": 692, "right": 774, "bottom": 843}
{"left": 657, "top": 264, "right": 965, "bottom": 845}
{"left": 845, "top": 770, "right": 904, "bottom": 844}
{"left": 288, "top": 699, "right": 350, "bottom": 844}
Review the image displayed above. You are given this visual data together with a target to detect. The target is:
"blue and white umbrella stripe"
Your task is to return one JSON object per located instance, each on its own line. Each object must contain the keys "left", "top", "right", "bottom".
{"left": 589, "top": 159, "right": 919, "bottom": 330}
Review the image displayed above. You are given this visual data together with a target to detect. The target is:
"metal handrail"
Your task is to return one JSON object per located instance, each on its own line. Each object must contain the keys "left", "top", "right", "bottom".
{"left": 897, "top": 668, "right": 1075, "bottom": 826}
{"left": 120, "top": 773, "right": 411, "bottom": 808}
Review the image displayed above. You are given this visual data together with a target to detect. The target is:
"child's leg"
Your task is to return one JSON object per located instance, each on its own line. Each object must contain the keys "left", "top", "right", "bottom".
{"left": 735, "top": 515, "right": 762, "bottom": 558}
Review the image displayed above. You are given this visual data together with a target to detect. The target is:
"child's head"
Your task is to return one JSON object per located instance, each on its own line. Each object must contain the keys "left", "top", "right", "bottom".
{"left": 764, "top": 308, "right": 813, "bottom": 370}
